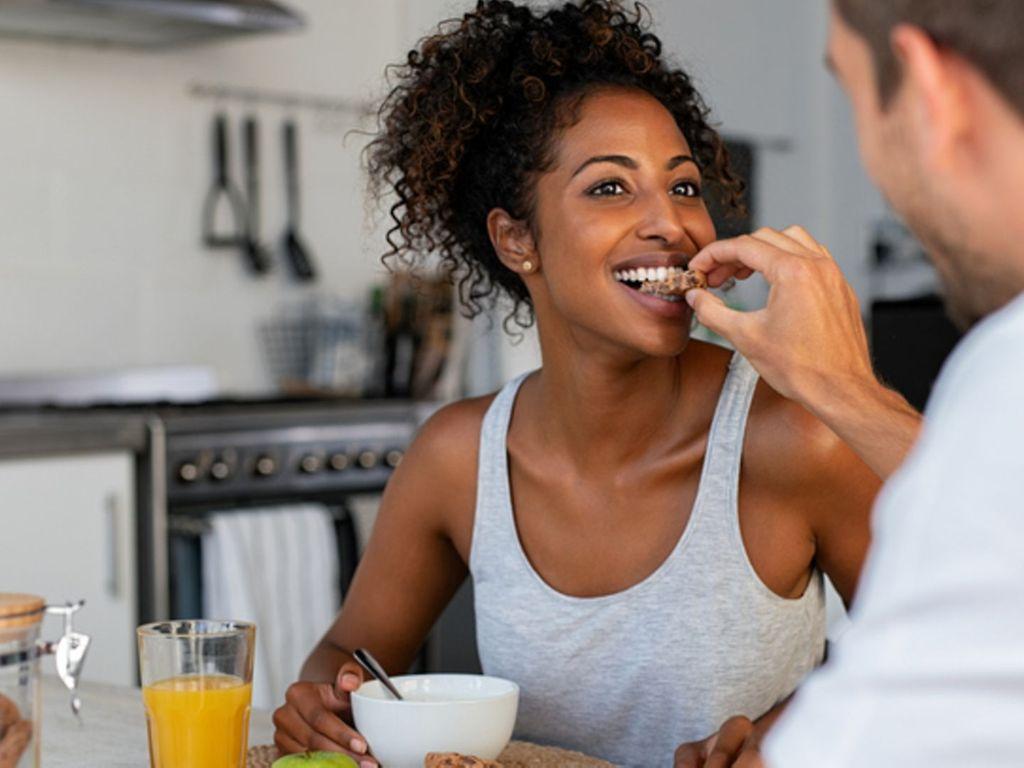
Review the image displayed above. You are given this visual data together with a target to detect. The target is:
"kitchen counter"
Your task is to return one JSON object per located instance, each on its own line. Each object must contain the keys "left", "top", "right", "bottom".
{"left": 0, "top": 410, "right": 151, "bottom": 459}
{"left": 39, "top": 676, "right": 274, "bottom": 767}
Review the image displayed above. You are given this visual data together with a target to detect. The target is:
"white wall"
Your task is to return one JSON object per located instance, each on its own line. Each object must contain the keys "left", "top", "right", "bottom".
{"left": 649, "top": 0, "right": 887, "bottom": 307}
{"left": 0, "top": 1, "right": 417, "bottom": 392}
{"left": 0, "top": 1, "right": 885, "bottom": 392}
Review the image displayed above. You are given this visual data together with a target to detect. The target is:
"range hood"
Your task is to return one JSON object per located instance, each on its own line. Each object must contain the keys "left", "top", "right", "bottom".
{"left": 0, "top": 0, "right": 304, "bottom": 48}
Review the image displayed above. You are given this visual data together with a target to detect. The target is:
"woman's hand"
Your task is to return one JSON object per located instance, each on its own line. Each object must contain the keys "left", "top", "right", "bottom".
{"left": 272, "top": 661, "right": 377, "bottom": 767}
{"left": 673, "top": 715, "right": 766, "bottom": 768}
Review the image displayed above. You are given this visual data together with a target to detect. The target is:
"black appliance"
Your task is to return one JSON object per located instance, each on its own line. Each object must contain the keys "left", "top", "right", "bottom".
{"left": 871, "top": 295, "right": 962, "bottom": 412}
{"left": 156, "top": 399, "right": 417, "bottom": 621}
{"left": 149, "top": 396, "right": 480, "bottom": 675}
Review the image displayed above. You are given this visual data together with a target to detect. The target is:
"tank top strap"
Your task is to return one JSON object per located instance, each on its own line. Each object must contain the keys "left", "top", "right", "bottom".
{"left": 690, "top": 351, "right": 760, "bottom": 538}
{"left": 470, "top": 372, "right": 530, "bottom": 575}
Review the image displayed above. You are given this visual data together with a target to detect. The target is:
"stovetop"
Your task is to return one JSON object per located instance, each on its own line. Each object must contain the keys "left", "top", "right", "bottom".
{"left": 150, "top": 397, "right": 424, "bottom": 506}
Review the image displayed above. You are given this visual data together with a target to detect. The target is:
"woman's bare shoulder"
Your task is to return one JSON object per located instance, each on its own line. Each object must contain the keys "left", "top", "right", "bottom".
{"left": 747, "top": 379, "right": 848, "bottom": 485}
{"left": 388, "top": 394, "right": 499, "bottom": 539}
{"left": 413, "top": 394, "right": 497, "bottom": 468}
{"left": 746, "top": 376, "right": 881, "bottom": 509}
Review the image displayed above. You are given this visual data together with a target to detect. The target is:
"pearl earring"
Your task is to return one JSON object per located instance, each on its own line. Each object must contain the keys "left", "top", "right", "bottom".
{"left": 522, "top": 260, "right": 534, "bottom": 273}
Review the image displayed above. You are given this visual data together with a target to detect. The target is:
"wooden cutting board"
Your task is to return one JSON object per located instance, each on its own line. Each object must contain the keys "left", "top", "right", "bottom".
{"left": 247, "top": 741, "right": 615, "bottom": 767}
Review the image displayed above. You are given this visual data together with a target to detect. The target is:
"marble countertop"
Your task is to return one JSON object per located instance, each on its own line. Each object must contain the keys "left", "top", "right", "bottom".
{"left": 38, "top": 676, "right": 274, "bottom": 767}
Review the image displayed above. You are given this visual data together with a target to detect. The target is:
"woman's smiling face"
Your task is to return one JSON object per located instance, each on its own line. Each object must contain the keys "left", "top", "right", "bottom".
{"left": 528, "top": 86, "right": 717, "bottom": 357}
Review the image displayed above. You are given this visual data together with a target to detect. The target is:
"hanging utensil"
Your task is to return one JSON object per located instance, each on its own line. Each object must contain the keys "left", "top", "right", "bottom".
{"left": 281, "top": 119, "right": 317, "bottom": 282}
{"left": 241, "top": 116, "right": 273, "bottom": 274}
{"left": 202, "top": 113, "right": 248, "bottom": 254}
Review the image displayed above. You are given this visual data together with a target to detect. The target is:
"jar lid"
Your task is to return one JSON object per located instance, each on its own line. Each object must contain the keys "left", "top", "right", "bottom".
{"left": 0, "top": 593, "right": 45, "bottom": 630}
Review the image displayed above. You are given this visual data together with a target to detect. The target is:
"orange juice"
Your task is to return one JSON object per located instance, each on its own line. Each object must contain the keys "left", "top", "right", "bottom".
{"left": 142, "top": 674, "right": 252, "bottom": 768}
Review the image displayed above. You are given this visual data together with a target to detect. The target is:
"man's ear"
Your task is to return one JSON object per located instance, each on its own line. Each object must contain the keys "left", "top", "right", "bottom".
{"left": 487, "top": 208, "right": 540, "bottom": 275}
{"left": 890, "top": 24, "right": 970, "bottom": 169}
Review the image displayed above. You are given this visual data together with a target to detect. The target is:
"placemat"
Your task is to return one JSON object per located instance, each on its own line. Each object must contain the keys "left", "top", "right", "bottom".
{"left": 247, "top": 741, "right": 615, "bottom": 767}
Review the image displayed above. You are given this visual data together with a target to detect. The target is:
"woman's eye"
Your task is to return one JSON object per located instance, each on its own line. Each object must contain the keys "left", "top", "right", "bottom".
{"left": 587, "top": 180, "right": 626, "bottom": 197}
{"left": 672, "top": 180, "right": 701, "bottom": 197}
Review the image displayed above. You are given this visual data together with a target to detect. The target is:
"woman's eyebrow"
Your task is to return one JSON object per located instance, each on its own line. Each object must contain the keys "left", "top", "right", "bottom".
{"left": 571, "top": 154, "right": 637, "bottom": 177}
{"left": 667, "top": 154, "right": 698, "bottom": 170}
{"left": 571, "top": 153, "right": 698, "bottom": 177}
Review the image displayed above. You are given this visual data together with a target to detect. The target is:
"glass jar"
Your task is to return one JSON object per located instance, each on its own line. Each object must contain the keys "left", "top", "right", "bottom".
{"left": 0, "top": 594, "right": 44, "bottom": 768}
{"left": 0, "top": 594, "right": 89, "bottom": 768}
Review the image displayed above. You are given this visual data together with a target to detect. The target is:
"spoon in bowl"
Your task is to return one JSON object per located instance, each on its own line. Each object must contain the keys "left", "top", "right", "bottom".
{"left": 353, "top": 648, "right": 404, "bottom": 701}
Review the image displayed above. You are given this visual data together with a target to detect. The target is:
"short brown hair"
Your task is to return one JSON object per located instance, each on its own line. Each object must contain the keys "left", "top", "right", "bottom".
{"left": 834, "top": 0, "right": 1024, "bottom": 114}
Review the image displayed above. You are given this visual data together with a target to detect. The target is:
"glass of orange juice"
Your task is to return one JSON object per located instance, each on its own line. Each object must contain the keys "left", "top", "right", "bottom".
{"left": 137, "top": 620, "right": 256, "bottom": 768}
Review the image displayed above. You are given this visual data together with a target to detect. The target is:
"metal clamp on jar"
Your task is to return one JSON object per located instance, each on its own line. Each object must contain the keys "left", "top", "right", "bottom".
{"left": 0, "top": 594, "right": 90, "bottom": 768}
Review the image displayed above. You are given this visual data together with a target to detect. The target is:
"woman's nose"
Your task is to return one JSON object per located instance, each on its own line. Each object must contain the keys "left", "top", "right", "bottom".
{"left": 635, "top": 192, "right": 690, "bottom": 247}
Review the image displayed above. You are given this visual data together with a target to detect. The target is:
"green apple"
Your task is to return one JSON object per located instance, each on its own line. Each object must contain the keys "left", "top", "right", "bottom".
{"left": 272, "top": 751, "right": 359, "bottom": 768}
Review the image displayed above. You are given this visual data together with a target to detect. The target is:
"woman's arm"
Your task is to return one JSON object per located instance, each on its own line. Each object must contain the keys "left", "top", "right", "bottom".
{"left": 747, "top": 383, "right": 879, "bottom": 606}
{"left": 272, "top": 398, "right": 487, "bottom": 761}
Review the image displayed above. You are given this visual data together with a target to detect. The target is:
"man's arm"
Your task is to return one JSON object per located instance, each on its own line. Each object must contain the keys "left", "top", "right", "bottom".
{"left": 686, "top": 226, "right": 922, "bottom": 479}
{"left": 674, "top": 698, "right": 789, "bottom": 767}
{"left": 810, "top": 375, "right": 921, "bottom": 480}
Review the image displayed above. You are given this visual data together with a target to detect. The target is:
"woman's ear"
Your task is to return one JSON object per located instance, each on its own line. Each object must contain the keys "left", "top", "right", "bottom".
{"left": 487, "top": 208, "right": 540, "bottom": 276}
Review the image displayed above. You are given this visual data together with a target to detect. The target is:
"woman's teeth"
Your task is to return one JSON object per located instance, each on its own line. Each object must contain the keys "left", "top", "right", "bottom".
{"left": 612, "top": 266, "right": 688, "bottom": 302}
{"left": 612, "top": 266, "right": 688, "bottom": 283}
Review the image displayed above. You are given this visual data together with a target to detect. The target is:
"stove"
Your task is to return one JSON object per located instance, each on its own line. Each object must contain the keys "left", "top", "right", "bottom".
{"left": 160, "top": 399, "right": 417, "bottom": 508}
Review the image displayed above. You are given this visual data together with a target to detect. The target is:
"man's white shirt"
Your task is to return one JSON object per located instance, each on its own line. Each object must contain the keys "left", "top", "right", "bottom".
{"left": 765, "top": 291, "right": 1024, "bottom": 766}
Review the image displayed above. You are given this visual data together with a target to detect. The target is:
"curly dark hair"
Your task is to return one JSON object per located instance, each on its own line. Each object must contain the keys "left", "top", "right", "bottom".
{"left": 366, "top": 0, "right": 743, "bottom": 330}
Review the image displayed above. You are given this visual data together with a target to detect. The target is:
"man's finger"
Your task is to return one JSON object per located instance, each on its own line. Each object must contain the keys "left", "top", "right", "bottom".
{"left": 689, "top": 235, "right": 780, "bottom": 280}
{"left": 782, "top": 224, "right": 828, "bottom": 256}
{"left": 685, "top": 289, "right": 751, "bottom": 344}
{"left": 734, "top": 750, "right": 766, "bottom": 768}
{"left": 705, "top": 718, "right": 754, "bottom": 768}
{"left": 705, "top": 264, "right": 748, "bottom": 289}
{"left": 674, "top": 740, "right": 706, "bottom": 768}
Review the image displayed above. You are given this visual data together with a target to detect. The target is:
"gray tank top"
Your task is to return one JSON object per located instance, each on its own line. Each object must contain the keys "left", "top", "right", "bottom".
{"left": 469, "top": 352, "right": 826, "bottom": 767}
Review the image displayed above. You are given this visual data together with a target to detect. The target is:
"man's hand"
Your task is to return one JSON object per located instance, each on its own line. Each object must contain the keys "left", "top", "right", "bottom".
{"left": 686, "top": 226, "right": 921, "bottom": 479}
{"left": 674, "top": 716, "right": 766, "bottom": 768}
{"left": 687, "top": 226, "right": 873, "bottom": 408}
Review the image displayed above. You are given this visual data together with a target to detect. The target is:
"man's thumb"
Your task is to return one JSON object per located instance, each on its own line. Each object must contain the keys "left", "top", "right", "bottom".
{"left": 686, "top": 288, "right": 740, "bottom": 339}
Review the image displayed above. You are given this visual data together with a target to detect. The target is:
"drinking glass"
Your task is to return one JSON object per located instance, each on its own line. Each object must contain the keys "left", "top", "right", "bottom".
{"left": 137, "top": 620, "right": 255, "bottom": 768}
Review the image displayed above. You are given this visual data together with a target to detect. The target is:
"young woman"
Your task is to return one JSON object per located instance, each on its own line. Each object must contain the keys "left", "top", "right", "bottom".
{"left": 273, "top": 2, "right": 879, "bottom": 766}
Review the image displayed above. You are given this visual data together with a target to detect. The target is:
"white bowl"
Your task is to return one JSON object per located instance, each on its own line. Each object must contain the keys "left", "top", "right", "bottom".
{"left": 351, "top": 674, "right": 519, "bottom": 768}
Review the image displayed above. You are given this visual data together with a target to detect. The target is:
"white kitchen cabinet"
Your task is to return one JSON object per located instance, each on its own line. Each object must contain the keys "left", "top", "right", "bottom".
{"left": 0, "top": 451, "right": 137, "bottom": 686}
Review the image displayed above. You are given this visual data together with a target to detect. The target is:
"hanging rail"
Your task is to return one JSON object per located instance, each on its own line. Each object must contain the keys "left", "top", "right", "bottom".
{"left": 188, "top": 82, "right": 374, "bottom": 117}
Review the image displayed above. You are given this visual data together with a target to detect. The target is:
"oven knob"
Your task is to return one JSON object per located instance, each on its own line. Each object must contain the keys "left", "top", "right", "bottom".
{"left": 329, "top": 453, "right": 350, "bottom": 472}
{"left": 357, "top": 450, "right": 379, "bottom": 470}
{"left": 209, "top": 459, "right": 232, "bottom": 481}
{"left": 177, "top": 461, "right": 200, "bottom": 483}
{"left": 299, "top": 454, "right": 323, "bottom": 474}
{"left": 385, "top": 449, "right": 404, "bottom": 469}
{"left": 253, "top": 455, "right": 277, "bottom": 477}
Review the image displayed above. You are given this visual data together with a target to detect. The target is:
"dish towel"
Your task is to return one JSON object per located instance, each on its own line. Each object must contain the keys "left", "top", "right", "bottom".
{"left": 202, "top": 504, "right": 341, "bottom": 710}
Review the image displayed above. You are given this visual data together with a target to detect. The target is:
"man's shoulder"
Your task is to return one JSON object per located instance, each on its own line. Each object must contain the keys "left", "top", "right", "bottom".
{"left": 926, "top": 292, "right": 1024, "bottom": 423}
